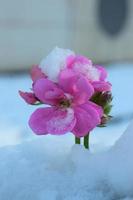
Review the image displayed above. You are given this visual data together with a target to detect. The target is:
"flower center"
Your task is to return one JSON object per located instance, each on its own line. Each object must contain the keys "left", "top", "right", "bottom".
{"left": 59, "top": 99, "right": 71, "bottom": 108}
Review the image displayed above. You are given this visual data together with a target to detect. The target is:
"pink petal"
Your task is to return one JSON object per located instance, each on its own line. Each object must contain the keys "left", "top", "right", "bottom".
{"left": 58, "top": 69, "right": 78, "bottom": 93}
{"left": 67, "top": 55, "right": 92, "bottom": 69}
{"left": 73, "top": 103, "right": 101, "bottom": 137}
{"left": 66, "top": 55, "right": 75, "bottom": 68}
{"left": 33, "top": 78, "right": 64, "bottom": 105}
{"left": 66, "top": 56, "right": 101, "bottom": 82}
{"left": 92, "top": 81, "right": 112, "bottom": 92}
{"left": 73, "top": 55, "right": 92, "bottom": 65}
{"left": 59, "top": 69, "right": 94, "bottom": 104}
{"left": 19, "top": 91, "right": 38, "bottom": 104}
{"left": 30, "top": 65, "right": 46, "bottom": 82}
{"left": 87, "top": 101, "right": 103, "bottom": 118}
{"left": 29, "top": 107, "right": 76, "bottom": 135}
{"left": 72, "top": 75, "right": 94, "bottom": 105}
{"left": 95, "top": 65, "right": 108, "bottom": 81}
{"left": 66, "top": 55, "right": 93, "bottom": 78}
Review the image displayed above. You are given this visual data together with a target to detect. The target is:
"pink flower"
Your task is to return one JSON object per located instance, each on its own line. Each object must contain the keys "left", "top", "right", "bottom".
{"left": 29, "top": 71, "right": 103, "bottom": 137}
{"left": 66, "top": 56, "right": 112, "bottom": 92}
{"left": 19, "top": 48, "right": 112, "bottom": 140}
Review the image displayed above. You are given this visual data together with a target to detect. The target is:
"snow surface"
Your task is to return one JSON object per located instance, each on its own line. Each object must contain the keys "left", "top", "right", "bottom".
{"left": 0, "top": 120, "right": 133, "bottom": 200}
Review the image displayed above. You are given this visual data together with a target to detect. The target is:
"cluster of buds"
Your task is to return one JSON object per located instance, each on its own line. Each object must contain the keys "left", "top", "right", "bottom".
{"left": 19, "top": 47, "right": 112, "bottom": 149}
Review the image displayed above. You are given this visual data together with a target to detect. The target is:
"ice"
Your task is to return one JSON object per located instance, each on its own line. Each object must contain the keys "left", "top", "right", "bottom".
{"left": 40, "top": 47, "right": 75, "bottom": 82}
{"left": 0, "top": 119, "right": 133, "bottom": 199}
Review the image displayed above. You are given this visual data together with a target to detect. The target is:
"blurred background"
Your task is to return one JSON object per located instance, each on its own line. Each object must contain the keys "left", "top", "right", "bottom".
{"left": 0, "top": 0, "right": 133, "bottom": 151}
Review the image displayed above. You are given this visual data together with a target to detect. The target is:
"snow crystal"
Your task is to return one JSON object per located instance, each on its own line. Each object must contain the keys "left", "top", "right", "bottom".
{"left": 0, "top": 120, "right": 133, "bottom": 200}
{"left": 40, "top": 47, "right": 75, "bottom": 82}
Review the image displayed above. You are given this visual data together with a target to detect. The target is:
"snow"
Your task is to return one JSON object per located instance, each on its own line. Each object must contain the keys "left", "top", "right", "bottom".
{"left": 0, "top": 121, "right": 133, "bottom": 200}
{"left": 40, "top": 47, "right": 75, "bottom": 82}
{"left": 0, "top": 62, "right": 133, "bottom": 199}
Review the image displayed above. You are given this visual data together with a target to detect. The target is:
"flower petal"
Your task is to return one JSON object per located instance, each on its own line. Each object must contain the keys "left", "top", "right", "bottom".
{"left": 87, "top": 101, "right": 103, "bottom": 118}
{"left": 92, "top": 81, "right": 112, "bottom": 92}
{"left": 66, "top": 56, "right": 100, "bottom": 81}
{"left": 30, "top": 65, "right": 46, "bottom": 82}
{"left": 19, "top": 91, "right": 38, "bottom": 104}
{"left": 58, "top": 69, "right": 78, "bottom": 93}
{"left": 66, "top": 55, "right": 75, "bottom": 68}
{"left": 72, "top": 75, "right": 94, "bottom": 105}
{"left": 29, "top": 107, "right": 76, "bottom": 135}
{"left": 67, "top": 55, "right": 92, "bottom": 68}
{"left": 59, "top": 69, "right": 94, "bottom": 104}
{"left": 33, "top": 78, "right": 64, "bottom": 105}
{"left": 95, "top": 65, "right": 108, "bottom": 81}
{"left": 73, "top": 103, "right": 101, "bottom": 137}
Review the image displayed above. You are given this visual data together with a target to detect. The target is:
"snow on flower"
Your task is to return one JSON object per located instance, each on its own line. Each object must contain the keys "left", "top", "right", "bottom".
{"left": 19, "top": 47, "right": 112, "bottom": 141}
{"left": 39, "top": 47, "right": 111, "bottom": 92}
{"left": 39, "top": 47, "right": 75, "bottom": 82}
{"left": 66, "top": 56, "right": 111, "bottom": 92}
{"left": 66, "top": 55, "right": 100, "bottom": 81}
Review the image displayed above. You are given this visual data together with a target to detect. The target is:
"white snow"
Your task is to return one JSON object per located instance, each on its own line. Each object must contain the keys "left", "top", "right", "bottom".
{"left": 0, "top": 120, "right": 22, "bottom": 147}
{"left": 40, "top": 47, "right": 75, "bottom": 82}
{"left": 0, "top": 121, "right": 133, "bottom": 200}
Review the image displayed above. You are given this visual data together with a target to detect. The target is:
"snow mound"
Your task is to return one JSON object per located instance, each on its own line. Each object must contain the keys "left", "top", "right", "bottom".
{"left": 1, "top": 120, "right": 133, "bottom": 200}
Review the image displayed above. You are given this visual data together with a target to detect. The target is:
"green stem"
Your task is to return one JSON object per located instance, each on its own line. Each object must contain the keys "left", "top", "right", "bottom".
{"left": 75, "top": 137, "right": 80, "bottom": 144}
{"left": 84, "top": 133, "right": 89, "bottom": 149}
